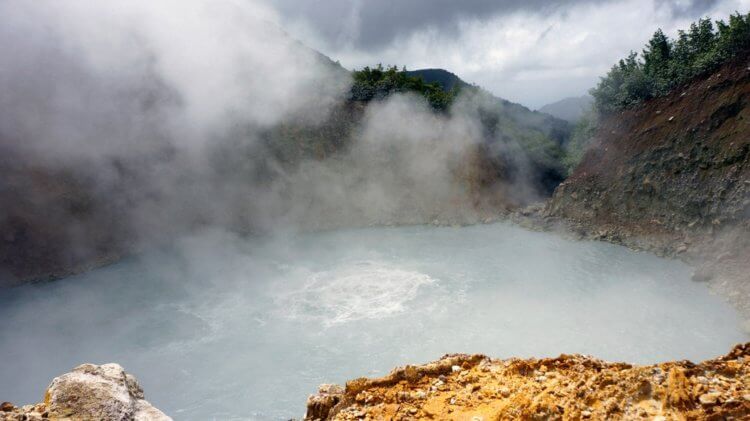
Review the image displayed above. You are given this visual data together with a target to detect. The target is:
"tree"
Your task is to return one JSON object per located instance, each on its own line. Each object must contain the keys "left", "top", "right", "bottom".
{"left": 642, "top": 29, "right": 672, "bottom": 94}
{"left": 591, "top": 12, "right": 750, "bottom": 113}
{"left": 688, "top": 18, "right": 716, "bottom": 55}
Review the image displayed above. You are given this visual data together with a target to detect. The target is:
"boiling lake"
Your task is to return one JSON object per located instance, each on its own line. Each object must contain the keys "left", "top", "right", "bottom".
{"left": 0, "top": 222, "right": 745, "bottom": 420}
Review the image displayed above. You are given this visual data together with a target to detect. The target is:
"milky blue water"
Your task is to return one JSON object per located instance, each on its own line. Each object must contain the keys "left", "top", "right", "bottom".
{"left": 0, "top": 223, "right": 745, "bottom": 420}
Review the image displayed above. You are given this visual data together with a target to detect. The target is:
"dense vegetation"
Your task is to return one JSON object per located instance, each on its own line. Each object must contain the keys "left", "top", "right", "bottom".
{"left": 350, "top": 65, "right": 459, "bottom": 110}
{"left": 592, "top": 12, "right": 750, "bottom": 112}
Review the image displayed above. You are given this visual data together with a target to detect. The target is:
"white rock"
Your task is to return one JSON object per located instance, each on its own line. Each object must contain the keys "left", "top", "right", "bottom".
{"left": 318, "top": 384, "right": 344, "bottom": 395}
{"left": 699, "top": 392, "right": 720, "bottom": 405}
{"left": 46, "top": 363, "right": 171, "bottom": 421}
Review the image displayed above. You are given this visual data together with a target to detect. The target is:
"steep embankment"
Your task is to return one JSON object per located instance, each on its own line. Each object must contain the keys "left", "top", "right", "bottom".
{"left": 306, "top": 344, "right": 750, "bottom": 420}
{"left": 545, "top": 55, "right": 750, "bottom": 319}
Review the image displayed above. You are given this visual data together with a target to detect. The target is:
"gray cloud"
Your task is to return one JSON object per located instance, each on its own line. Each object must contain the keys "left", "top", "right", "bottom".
{"left": 273, "top": 0, "right": 613, "bottom": 49}
{"left": 660, "top": 0, "right": 722, "bottom": 17}
{"left": 274, "top": 0, "right": 750, "bottom": 108}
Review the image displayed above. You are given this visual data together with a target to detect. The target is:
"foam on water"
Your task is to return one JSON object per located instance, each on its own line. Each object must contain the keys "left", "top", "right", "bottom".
{"left": 278, "top": 261, "right": 437, "bottom": 326}
{"left": 0, "top": 223, "right": 746, "bottom": 420}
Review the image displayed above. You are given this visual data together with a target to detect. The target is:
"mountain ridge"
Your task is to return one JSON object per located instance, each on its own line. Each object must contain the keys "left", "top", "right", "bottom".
{"left": 538, "top": 95, "right": 593, "bottom": 122}
{"left": 405, "top": 68, "right": 470, "bottom": 92}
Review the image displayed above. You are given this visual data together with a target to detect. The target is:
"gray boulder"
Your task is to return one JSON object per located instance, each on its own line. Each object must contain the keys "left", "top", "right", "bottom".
{"left": 44, "top": 363, "right": 170, "bottom": 421}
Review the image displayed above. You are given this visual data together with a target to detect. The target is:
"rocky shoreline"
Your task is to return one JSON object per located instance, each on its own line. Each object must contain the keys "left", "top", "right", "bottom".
{"left": 305, "top": 343, "right": 750, "bottom": 420}
{"left": 0, "top": 363, "right": 170, "bottom": 421}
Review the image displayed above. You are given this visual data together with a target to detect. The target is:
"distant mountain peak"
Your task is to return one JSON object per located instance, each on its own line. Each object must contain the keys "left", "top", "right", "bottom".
{"left": 406, "top": 68, "right": 470, "bottom": 92}
{"left": 538, "top": 95, "right": 593, "bottom": 122}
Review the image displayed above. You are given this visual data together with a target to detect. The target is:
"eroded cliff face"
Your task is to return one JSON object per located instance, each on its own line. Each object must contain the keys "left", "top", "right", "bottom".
{"left": 306, "top": 344, "right": 750, "bottom": 420}
{"left": 544, "top": 54, "right": 750, "bottom": 319}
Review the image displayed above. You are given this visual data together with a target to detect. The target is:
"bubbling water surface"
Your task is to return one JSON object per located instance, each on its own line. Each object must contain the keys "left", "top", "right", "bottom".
{"left": 0, "top": 223, "right": 745, "bottom": 420}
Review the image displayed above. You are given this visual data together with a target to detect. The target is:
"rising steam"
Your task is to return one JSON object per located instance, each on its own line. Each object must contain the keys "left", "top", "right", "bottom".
{"left": 0, "top": 0, "right": 543, "bottom": 283}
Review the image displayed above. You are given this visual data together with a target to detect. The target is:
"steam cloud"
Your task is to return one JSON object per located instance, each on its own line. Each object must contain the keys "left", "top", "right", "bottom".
{"left": 0, "top": 0, "right": 543, "bottom": 283}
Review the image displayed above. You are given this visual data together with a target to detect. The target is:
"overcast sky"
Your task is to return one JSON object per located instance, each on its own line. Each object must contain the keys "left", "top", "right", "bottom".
{"left": 271, "top": 0, "right": 750, "bottom": 108}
